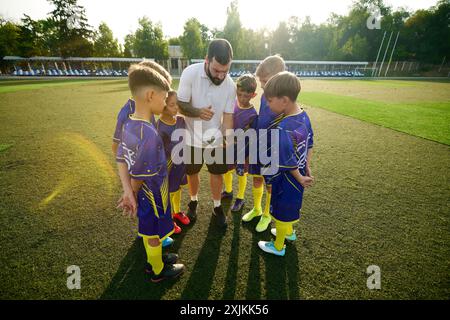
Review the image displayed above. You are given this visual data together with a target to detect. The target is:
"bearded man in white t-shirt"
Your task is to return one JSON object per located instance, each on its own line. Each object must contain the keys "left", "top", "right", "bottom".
{"left": 177, "top": 39, "right": 236, "bottom": 228}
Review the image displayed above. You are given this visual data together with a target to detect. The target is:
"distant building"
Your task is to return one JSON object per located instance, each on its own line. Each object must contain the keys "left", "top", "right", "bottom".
{"left": 167, "top": 45, "right": 189, "bottom": 76}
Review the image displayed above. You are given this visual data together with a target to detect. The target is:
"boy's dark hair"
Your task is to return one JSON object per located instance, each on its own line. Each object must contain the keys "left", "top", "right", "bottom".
{"left": 139, "top": 59, "right": 172, "bottom": 85}
{"left": 236, "top": 74, "right": 257, "bottom": 93}
{"left": 166, "top": 90, "right": 177, "bottom": 103}
{"left": 264, "top": 71, "right": 301, "bottom": 102}
{"left": 128, "top": 64, "right": 170, "bottom": 96}
{"left": 207, "top": 39, "right": 233, "bottom": 65}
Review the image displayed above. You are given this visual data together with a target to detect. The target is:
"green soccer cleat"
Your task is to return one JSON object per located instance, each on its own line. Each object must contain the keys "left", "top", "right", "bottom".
{"left": 242, "top": 207, "right": 262, "bottom": 222}
{"left": 270, "top": 228, "right": 297, "bottom": 241}
{"left": 258, "top": 241, "right": 285, "bottom": 256}
{"left": 255, "top": 215, "right": 271, "bottom": 232}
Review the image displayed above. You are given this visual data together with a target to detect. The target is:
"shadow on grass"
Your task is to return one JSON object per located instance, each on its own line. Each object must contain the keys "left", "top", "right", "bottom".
{"left": 179, "top": 220, "right": 227, "bottom": 299}
{"left": 243, "top": 218, "right": 300, "bottom": 300}
{"left": 222, "top": 212, "right": 241, "bottom": 299}
{"left": 100, "top": 224, "right": 192, "bottom": 300}
{"left": 178, "top": 199, "right": 231, "bottom": 299}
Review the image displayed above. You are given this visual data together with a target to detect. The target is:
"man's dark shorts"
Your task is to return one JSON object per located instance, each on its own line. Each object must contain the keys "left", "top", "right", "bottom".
{"left": 185, "top": 145, "right": 228, "bottom": 175}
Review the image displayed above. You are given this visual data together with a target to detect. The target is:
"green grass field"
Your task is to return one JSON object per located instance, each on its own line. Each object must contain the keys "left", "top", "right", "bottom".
{"left": 0, "top": 78, "right": 449, "bottom": 300}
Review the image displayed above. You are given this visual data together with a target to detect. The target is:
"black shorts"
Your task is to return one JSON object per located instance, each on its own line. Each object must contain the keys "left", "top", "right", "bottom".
{"left": 185, "top": 146, "right": 229, "bottom": 175}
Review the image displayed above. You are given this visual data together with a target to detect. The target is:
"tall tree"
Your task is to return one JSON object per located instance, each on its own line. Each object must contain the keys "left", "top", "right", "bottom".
{"left": 133, "top": 17, "right": 168, "bottom": 59}
{"left": 47, "top": 0, "right": 93, "bottom": 56}
{"left": 93, "top": 22, "right": 120, "bottom": 57}
{"left": 0, "top": 18, "right": 21, "bottom": 58}
{"left": 180, "top": 18, "right": 205, "bottom": 59}
{"left": 223, "top": 0, "right": 242, "bottom": 58}
{"left": 123, "top": 33, "right": 135, "bottom": 57}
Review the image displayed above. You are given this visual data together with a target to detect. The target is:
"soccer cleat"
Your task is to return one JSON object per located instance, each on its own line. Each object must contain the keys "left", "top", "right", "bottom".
{"left": 231, "top": 198, "right": 245, "bottom": 212}
{"left": 173, "top": 211, "right": 190, "bottom": 225}
{"left": 162, "top": 237, "right": 174, "bottom": 248}
{"left": 271, "top": 228, "right": 297, "bottom": 241}
{"left": 221, "top": 190, "right": 233, "bottom": 200}
{"left": 242, "top": 207, "right": 262, "bottom": 222}
{"left": 173, "top": 222, "right": 182, "bottom": 234}
{"left": 256, "top": 215, "right": 271, "bottom": 232}
{"left": 213, "top": 205, "right": 228, "bottom": 228}
{"left": 258, "top": 241, "right": 285, "bottom": 256}
{"left": 144, "top": 253, "right": 179, "bottom": 275}
{"left": 187, "top": 200, "right": 198, "bottom": 221}
{"left": 150, "top": 263, "right": 185, "bottom": 283}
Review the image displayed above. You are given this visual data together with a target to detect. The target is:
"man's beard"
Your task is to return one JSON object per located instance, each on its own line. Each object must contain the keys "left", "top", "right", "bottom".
{"left": 206, "top": 63, "right": 226, "bottom": 86}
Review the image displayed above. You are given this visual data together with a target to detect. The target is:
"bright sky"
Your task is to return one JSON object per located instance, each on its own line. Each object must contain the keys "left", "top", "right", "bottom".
{"left": 0, "top": 0, "right": 438, "bottom": 44}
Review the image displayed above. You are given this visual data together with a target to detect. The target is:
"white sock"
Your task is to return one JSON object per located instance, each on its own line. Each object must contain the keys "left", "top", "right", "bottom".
{"left": 213, "top": 200, "right": 221, "bottom": 208}
{"left": 191, "top": 195, "right": 198, "bottom": 202}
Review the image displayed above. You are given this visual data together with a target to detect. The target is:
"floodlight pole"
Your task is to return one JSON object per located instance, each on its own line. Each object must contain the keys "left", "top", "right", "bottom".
{"left": 378, "top": 31, "right": 393, "bottom": 77}
{"left": 384, "top": 31, "right": 400, "bottom": 77}
{"left": 372, "top": 31, "right": 387, "bottom": 77}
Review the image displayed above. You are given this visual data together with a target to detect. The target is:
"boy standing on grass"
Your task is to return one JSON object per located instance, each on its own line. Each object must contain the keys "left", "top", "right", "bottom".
{"left": 222, "top": 74, "right": 258, "bottom": 213}
{"left": 114, "top": 60, "right": 175, "bottom": 248}
{"left": 258, "top": 71, "right": 314, "bottom": 256}
{"left": 116, "top": 64, "right": 185, "bottom": 282}
{"left": 112, "top": 60, "right": 172, "bottom": 155}
{"left": 242, "top": 55, "right": 286, "bottom": 232}
{"left": 156, "top": 91, "right": 190, "bottom": 234}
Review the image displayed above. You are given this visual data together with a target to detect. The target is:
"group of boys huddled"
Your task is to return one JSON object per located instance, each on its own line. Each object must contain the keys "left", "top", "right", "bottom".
{"left": 113, "top": 39, "right": 314, "bottom": 283}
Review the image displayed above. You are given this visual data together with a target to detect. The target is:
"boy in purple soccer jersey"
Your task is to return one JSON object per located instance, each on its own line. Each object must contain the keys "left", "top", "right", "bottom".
{"left": 114, "top": 60, "right": 176, "bottom": 248}
{"left": 222, "top": 74, "right": 258, "bottom": 213}
{"left": 112, "top": 60, "right": 171, "bottom": 156}
{"left": 243, "top": 55, "right": 286, "bottom": 233}
{"left": 116, "top": 64, "right": 185, "bottom": 282}
{"left": 257, "top": 71, "right": 315, "bottom": 257}
{"left": 156, "top": 91, "right": 190, "bottom": 235}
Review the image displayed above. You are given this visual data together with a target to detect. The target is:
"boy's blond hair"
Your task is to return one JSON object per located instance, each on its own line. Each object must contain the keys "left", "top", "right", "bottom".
{"left": 128, "top": 64, "right": 170, "bottom": 96}
{"left": 263, "top": 71, "right": 301, "bottom": 102}
{"left": 255, "top": 54, "right": 286, "bottom": 78}
{"left": 139, "top": 60, "right": 172, "bottom": 85}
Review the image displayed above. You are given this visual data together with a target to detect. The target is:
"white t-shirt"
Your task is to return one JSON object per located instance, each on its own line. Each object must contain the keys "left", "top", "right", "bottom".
{"left": 177, "top": 62, "right": 236, "bottom": 148}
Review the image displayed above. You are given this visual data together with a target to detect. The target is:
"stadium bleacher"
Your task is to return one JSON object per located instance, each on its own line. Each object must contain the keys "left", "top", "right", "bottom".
{"left": 229, "top": 69, "right": 365, "bottom": 78}
{"left": 11, "top": 68, "right": 130, "bottom": 77}
{"left": 11, "top": 67, "right": 365, "bottom": 78}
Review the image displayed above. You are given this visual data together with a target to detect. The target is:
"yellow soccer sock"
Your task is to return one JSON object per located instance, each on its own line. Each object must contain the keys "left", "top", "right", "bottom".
{"left": 263, "top": 190, "right": 272, "bottom": 217}
{"left": 170, "top": 192, "right": 176, "bottom": 215}
{"left": 252, "top": 183, "right": 263, "bottom": 211}
{"left": 170, "top": 189, "right": 181, "bottom": 214}
{"left": 274, "top": 221, "right": 291, "bottom": 251}
{"left": 223, "top": 170, "right": 233, "bottom": 193}
{"left": 143, "top": 237, "right": 163, "bottom": 275}
{"left": 237, "top": 173, "right": 248, "bottom": 200}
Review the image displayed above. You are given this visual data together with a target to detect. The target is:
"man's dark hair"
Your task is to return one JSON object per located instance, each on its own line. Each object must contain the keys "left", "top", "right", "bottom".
{"left": 207, "top": 39, "right": 233, "bottom": 65}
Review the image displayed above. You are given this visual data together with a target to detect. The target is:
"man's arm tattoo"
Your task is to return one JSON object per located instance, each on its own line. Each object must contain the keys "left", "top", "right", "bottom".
{"left": 178, "top": 101, "right": 201, "bottom": 118}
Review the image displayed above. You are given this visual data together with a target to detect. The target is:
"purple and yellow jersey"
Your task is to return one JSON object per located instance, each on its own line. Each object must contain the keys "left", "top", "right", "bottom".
{"left": 113, "top": 98, "right": 156, "bottom": 143}
{"left": 299, "top": 108, "right": 314, "bottom": 149}
{"left": 256, "top": 95, "right": 284, "bottom": 130}
{"left": 231, "top": 101, "right": 258, "bottom": 175}
{"left": 269, "top": 111, "right": 312, "bottom": 223}
{"left": 276, "top": 111, "right": 310, "bottom": 176}
{"left": 156, "top": 116, "right": 187, "bottom": 193}
{"left": 249, "top": 94, "right": 284, "bottom": 177}
{"left": 233, "top": 101, "right": 258, "bottom": 131}
{"left": 116, "top": 116, "right": 173, "bottom": 239}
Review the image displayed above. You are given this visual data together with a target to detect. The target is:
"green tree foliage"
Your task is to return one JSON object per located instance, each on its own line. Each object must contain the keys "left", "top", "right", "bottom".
{"left": 132, "top": 17, "right": 168, "bottom": 59}
{"left": 47, "top": 0, "right": 93, "bottom": 57}
{"left": 93, "top": 22, "right": 120, "bottom": 57}
{"left": 0, "top": 18, "right": 21, "bottom": 58}
{"left": 180, "top": 18, "right": 205, "bottom": 59}
{"left": 223, "top": 0, "right": 242, "bottom": 58}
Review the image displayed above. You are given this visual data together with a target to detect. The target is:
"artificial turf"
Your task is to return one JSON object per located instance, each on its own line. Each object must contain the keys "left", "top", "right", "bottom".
{"left": 0, "top": 78, "right": 448, "bottom": 299}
